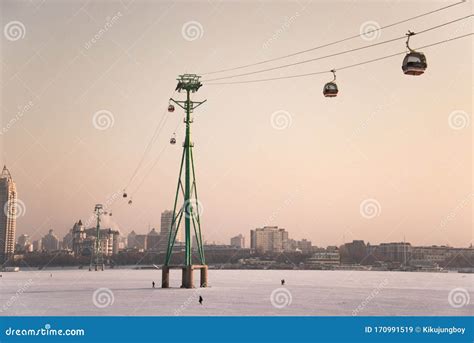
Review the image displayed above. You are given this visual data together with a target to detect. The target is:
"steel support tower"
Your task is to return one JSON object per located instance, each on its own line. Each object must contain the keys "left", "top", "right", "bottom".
{"left": 162, "top": 74, "right": 208, "bottom": 288}
{"left": 89, "top": 204, "right": 106, "bottom": 271}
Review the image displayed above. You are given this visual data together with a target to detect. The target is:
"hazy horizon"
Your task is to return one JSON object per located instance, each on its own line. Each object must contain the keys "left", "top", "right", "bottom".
{"left": 1, "top": 0, "right": 472, "bottom": 247}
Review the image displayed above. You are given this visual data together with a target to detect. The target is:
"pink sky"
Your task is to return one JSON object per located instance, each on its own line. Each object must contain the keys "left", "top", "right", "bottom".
{"left": 0, "top": 0, "right": 472, "bottom": 247}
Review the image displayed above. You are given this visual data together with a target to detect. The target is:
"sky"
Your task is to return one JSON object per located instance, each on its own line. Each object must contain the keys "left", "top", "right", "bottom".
{"left": 0, "top": 0, "right": 472, "bottom": 247}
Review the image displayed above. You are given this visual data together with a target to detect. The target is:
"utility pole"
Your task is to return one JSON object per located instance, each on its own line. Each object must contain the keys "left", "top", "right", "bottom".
{"left": 162, "top": 74, "right": 207, "bottom": 289}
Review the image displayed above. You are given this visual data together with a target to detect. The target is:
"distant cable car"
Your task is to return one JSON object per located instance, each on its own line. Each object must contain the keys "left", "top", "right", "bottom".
{"left": 123, "top": 191, "right": 127, "bottom": 198}
{"left": 402, "top": 31, "right": 427, "bottom": 76}
{"left": 128, "top": 199, "right": 133, "bottom": 205}
{"left": 323, "top": 69, "right": 338, "bottom": 97}
{"left": 168, "top": 104, "right": 175, "bottom": 112}
{"left": 170, "top": 133, "right": 176, "bottom": 145}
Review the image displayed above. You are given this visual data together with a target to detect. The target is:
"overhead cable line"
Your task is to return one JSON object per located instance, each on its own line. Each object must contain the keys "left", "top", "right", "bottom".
{"left": 204, "top": 33, "right": 473, "bottom": 85}
{"left": 202, "top": 15, "right": 472, "bottom": 83}
{"left": 123, "top": 90, "right": 176, "bottom": 193}
{"left": 200, "top": 0, "right": 467, "bottom": 76}
{"left": 129, "top": 99, "right": 185, "bottom": 197}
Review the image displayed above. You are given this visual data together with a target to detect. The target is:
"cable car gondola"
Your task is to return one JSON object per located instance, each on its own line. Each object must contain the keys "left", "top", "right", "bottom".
{"left": 323, "top": 69, "right": 338, "bottom": 97}
{"left": 168, "top": 104, "right": 175, "bottom": 112}
{"left": 402, "top": 31, "right": 427, "bottom": 76}
{"left": 123, "top": 191, "right": 127, "bottom": 198}
{"left": 170, "top": 133, "right": 176, "bottom": 145}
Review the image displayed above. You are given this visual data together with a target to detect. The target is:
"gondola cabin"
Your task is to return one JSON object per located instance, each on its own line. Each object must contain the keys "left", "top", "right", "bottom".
{"left": 323, "top": 82, "right": 338, "bottom": 97}
{"left": 402, "top": 52, "right": 427, "bottom": 76}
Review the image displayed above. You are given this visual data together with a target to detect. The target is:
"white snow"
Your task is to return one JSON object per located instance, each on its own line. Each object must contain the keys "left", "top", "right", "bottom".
{"left": 0, "top": 269, "right": 472, "bottom": 316}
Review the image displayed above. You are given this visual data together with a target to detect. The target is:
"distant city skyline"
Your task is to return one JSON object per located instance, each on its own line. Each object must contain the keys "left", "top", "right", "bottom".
{"left": 14, "top": 221, "right": 474, "bottom": 275}
{"left": 1, "top": 1, "right": 471, "bottom": 248}
{"left": 19, "top": 220, "right": 474, "bottom": 253}
{"left": 5, "top": 159, "right": 474, "bottom": 249}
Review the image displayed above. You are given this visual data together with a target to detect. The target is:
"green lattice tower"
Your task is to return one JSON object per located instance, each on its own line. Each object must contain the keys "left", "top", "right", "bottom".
{"left": 90, "top": 204, "right": 105, "bottom": 271}
{"left": 164, "top": 74, "right": 206, "bottom": 267}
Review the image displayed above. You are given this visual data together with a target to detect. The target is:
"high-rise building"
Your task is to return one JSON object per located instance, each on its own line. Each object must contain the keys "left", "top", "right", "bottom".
{"left": 72, "top": 220, "right": 86, "bottom": 255}
{"left": 42, "top": 229, "right": 60, "bottom": 252}
{"left": 127, "top": 230, "right": 147, "bottom": 251}
{"left": 0, "top": 165, "right": 17, "bottom": 263}
{"left": 17, "top": 234, "right": 30, "bottom": 249}
{"left": 62, "top": 230, "right": 73, "bottom": 250}
{"left": 146, "top": 228, "right": 160, "bottom": 251}
{"left": 340, "top": 240, "right": 368, "bottom": 264}
{"left": 127, "top": 230, "right": 137, "bottom": 249}
{"left": 372, "top": 242, "right": 412, "bottom": 264}
{"left": 32, "top": 239, "right": 42, "bottom": 252}
{"left": 117, "top": 235, "right": 127, "bottom": 251}
{"left": 250, "top": 226, "right": 289, "bottom": 253}
{"left": 230, "top": 234, "right": 245, "bottom": 248}
{"left": 287, "top": 238, "right": 297, "bottom": 251}
{"left": 159, "top": 210, "right": 181, "bottom": 251}
{"left": 134, "top": 234, "right": 147, "bottom": 251}
{"left": 101, "top": 228, "right": 120, "bottom": 256}
{"left": 16, "top": 234, "right": 33, "bottom": 253}
{"left": 82, "top": 227, "right": 120, "bottom": 256}
{"left": 297, "top": 239, "right": 312, "bottom": 254}
{"left": 160, "top": 211, "right": 173, "bottom": 236}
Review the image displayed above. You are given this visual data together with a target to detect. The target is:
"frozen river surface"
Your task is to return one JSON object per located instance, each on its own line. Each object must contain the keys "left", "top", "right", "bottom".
{"left": 0, "top": 269, "right": 472, "bottom": 316}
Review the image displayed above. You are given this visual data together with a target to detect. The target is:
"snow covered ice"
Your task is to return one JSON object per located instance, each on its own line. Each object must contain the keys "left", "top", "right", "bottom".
{"left": 0, "top": 269, "right": 472, "bottom": 316}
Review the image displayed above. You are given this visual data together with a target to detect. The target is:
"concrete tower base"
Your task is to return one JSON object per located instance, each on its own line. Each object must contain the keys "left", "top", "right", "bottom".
{"left": 162, "top": 265, "right": 208, "bottom": 289}
{"left": 161, "top": 266, "right": 170, "bottom": 288}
